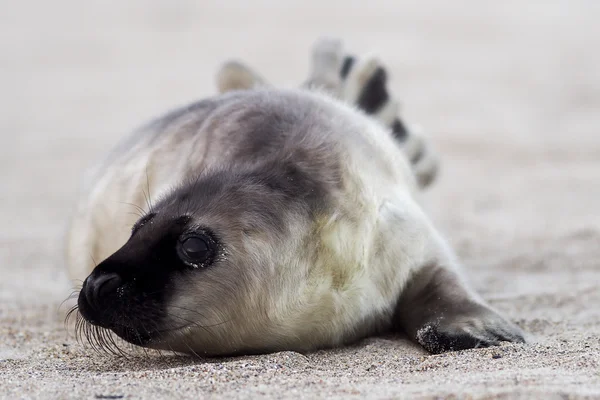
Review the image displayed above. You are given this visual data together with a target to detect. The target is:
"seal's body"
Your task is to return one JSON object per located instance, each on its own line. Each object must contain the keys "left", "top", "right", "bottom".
{"left": 67, "top": 40, "right": 525, "bottom": 356}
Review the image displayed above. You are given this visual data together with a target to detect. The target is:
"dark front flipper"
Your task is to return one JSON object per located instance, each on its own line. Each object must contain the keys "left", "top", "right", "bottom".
{"left": 394, "top": 263, "right": 526, "bottom": 354}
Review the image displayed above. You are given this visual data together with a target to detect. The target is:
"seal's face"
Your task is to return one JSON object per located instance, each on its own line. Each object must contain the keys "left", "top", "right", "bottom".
{"left": 77, "top": 212, "right": 214, "bottom": 347}
{"left": 77, "top": 161, "right": 332, "bottom": 355}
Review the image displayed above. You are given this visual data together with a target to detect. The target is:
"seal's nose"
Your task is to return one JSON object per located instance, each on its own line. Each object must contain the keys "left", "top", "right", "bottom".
{"left": 80, "top": 272, "right": 123, "bottom": 323}
{"left": 88, "top": 272, "right": 123, "bottom": 300}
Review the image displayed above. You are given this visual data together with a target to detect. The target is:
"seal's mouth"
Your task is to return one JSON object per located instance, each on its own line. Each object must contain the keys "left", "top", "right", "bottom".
{"left": 76, "top": 291, "right": 154, "bottom": 347}
{"left": 109, "top": 324, "right": 154, "bottom": 346}
{"left": 75, "top": 271, "right": 166, "bottom": 349}
{"left": 109, "top": 323, "right": 195, "bottom": 347}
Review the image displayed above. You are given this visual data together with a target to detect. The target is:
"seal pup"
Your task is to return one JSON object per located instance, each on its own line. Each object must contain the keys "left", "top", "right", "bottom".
{"left": 65, "top": 38, "right": 525, "bottom": 356}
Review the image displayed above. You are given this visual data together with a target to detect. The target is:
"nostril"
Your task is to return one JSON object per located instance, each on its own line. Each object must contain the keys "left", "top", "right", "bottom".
{"left": 94, "top": 273, "right": 123, "bottom": 298}
{"left": 84, "top": 272, "right": 123, "bottom": 307}
{"left": 79, "top": 272, "right": 124, "bottom": 328}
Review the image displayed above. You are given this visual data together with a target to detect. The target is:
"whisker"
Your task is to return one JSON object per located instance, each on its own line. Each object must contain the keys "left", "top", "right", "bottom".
{"left": 167, "top": 305, "right": 231, "bottom": 328}
{"left": 118, "top": 201, "right": 147, "bottom": 216}
{"left": 59, "top": 289, "right": 81, "bottom": 313}
{"left": 126, "top": 211, "right": 144, "bottom": 219}
{"left": 67, "top": 306, "right": 135, "bottom": 358}
{"left": 88, "top": 253, "right": 98, "bottom": 269}
{"left": 169, "top": 327, "right": 203, "bottom": 360}
{"left": 165, "top": 311, "right": 228, "bottom": 352}
{"left": 144, "top": 166, "right": 154, "bottom": 213}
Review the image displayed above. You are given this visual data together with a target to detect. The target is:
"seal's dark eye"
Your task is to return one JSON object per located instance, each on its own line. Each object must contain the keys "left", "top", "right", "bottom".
{"left": 182, "top": 237, "right": 208, "bottom": 258}
{"left": 177, "top": 234, "right": 215, "bottom": 268}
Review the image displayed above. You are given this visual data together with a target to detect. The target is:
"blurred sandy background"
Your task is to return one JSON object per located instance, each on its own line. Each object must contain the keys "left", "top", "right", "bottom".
{"left": 1, "top": 0, "right": 599, "bottom": 398}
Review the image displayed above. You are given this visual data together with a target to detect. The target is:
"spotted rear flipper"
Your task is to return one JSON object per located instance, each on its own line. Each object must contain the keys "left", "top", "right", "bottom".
{"left": 305, "top": 37, "right": 439, "bottom": 189}
{"left": 216, "top": 37, "right": 439, "bottom": 189}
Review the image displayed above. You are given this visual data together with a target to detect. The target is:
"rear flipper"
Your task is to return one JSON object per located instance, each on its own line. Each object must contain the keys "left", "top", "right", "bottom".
{"left": 394, "top": 262, "right": 526, "bottom": 354}
{"left": 216, "top": 60, "right": 269, "bottom": 93}
{"left": 215, "top": 37, "right": 439, "bottom": 189}
{"left": 305, "top": 37, "right": 439, "bottom": 189}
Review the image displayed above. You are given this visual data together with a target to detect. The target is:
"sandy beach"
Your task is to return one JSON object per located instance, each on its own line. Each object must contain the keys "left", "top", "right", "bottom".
{"left": 1, "top": 1, "right": 599, "bottom": 398}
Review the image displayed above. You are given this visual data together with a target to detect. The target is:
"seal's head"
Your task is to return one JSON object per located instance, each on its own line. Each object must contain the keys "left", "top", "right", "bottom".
{"left": 76, "top": 158, "right": 344, "bottom": 356}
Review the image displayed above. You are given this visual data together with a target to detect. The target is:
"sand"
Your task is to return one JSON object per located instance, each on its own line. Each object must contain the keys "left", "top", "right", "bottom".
{"left": 1, "top": 0, "right": 599, "bottom": 398}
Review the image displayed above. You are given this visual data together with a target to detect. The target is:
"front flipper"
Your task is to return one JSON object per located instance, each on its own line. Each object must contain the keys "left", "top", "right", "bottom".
{"left": 394, "top": 263, "right": 526, "bottom": 354}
